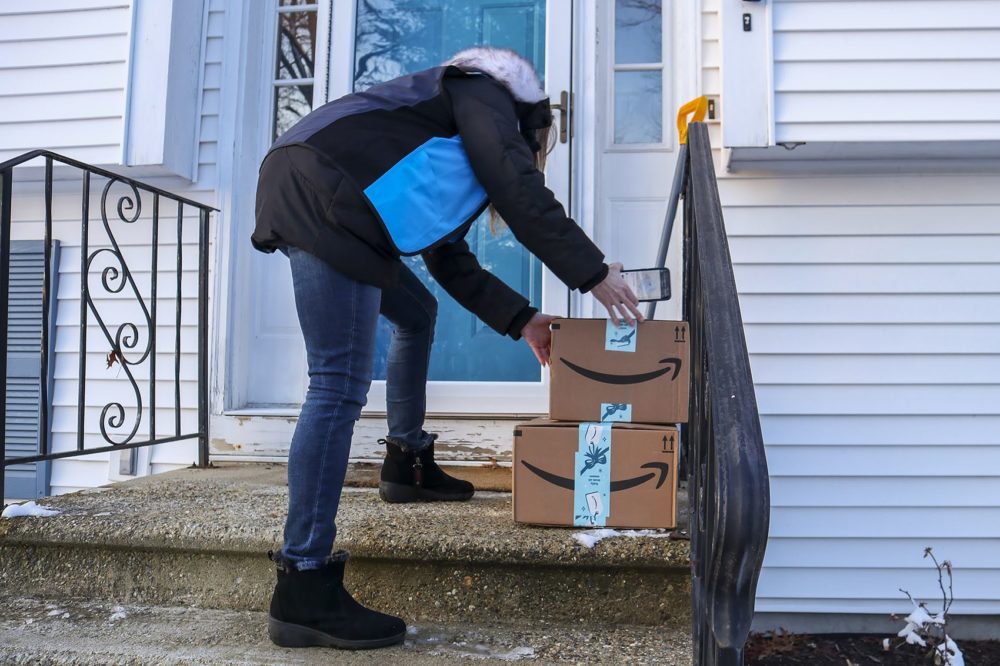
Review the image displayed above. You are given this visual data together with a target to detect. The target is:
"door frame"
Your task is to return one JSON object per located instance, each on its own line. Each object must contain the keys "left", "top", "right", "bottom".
{"left": 209, "top": 0, "right": 701, "bottom": 457}
{"left": 221, "top": 0, "right": 576, "bottom": 419}
{"left": 572, "top": 0, "right": 702, "bottom": 320}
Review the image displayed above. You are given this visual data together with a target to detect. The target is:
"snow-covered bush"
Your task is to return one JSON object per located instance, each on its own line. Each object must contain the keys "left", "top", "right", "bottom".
{"left": 887, "top": 548, "right": 964, "bottom": 666}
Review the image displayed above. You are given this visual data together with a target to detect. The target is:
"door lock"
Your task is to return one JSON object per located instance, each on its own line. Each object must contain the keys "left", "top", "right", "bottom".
{"left": 550, "top": 90, "right": 572, "bottom": 144}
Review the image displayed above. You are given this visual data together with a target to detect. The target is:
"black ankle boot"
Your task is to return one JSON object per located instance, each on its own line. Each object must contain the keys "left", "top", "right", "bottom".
{"left": 378, "top": 436, "right": 475, "bottom": 503}
{"left": 267, "top": 550, "right": 406, "bottom": 650}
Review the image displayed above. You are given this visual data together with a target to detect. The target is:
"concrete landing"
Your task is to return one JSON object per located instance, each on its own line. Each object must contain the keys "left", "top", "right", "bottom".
{"left": 0, "top": 463, "right": 691, "bottom": 628}
{"left": 0, "top": 596, "right": 693, "bottom": 665}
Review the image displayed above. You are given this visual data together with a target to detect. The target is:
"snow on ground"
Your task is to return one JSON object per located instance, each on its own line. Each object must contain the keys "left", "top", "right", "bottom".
{"left": 572, "top": 528, "right": 672, "bottom": 548}
{"left": 1, "top": 501, "right": 61, "bottom": 519}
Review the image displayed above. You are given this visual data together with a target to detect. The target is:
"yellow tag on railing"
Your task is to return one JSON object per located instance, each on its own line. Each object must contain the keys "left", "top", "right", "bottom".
{"left": 677, "top": 96, "right": 709, "bottom": 146}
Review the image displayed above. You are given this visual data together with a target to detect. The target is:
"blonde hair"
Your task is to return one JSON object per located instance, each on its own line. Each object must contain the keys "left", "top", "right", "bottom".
{"left": 487, "top": 124, "right": 556, "bottom": 234}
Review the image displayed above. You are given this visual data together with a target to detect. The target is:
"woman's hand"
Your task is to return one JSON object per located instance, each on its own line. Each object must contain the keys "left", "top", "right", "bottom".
{"left": 521, "top": 312, "right": 558, "bottom": 366}
{"left": 590, "top": 262, "right": 645, "bottom": 326}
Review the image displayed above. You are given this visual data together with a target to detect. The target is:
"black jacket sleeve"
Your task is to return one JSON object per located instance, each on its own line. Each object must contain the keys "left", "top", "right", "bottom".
{"left": 422, "top": 239, "right": 537, "bottom": 340}
{"left": 443, "top": 74, "right": 608, "bottom": 292}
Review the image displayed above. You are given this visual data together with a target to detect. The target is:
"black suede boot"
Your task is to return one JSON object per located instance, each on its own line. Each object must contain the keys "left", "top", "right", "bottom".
{"left": 378, "top": 436, "right": 475, "bottom": 503}
{"left": 267, "top": 550, "right": 406, "bottom": 650}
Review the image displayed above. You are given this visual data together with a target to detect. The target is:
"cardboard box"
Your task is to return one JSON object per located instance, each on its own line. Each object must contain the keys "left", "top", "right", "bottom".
{"left": 549, "top": 319, "right": 690, "bottom": 425}
{"left": 513, "top": 419, "right": 678, "bottom": 529}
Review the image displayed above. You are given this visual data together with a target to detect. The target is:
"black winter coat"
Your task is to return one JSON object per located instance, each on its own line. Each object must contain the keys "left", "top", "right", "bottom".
{"left": 252, "top": 67, "right": 608, "bottom": 339}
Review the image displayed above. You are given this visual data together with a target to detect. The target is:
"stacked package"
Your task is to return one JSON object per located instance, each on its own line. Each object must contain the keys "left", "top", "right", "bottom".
{"left": 513, "top": 319, "right": 689, "bottom": 529}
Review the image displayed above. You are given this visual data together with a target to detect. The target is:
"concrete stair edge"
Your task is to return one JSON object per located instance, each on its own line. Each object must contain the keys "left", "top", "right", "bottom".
{"left": 0, "top": 595, "right": 694, "bottom": 666}
{"left": 0, "top": 463, "right": 692, "bottom": 628}
{"left": 0, "top": 463, "right": 690, "bottom": 570}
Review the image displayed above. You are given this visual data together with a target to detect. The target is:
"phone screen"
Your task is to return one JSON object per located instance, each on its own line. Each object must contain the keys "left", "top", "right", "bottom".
{"left": 621, "top": 268, "right": 671, "bottom": 302}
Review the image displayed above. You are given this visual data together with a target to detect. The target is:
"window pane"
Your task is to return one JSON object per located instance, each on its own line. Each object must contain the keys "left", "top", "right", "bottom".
{"left": 614, "top": 70, "right": 662, "bottom": 144}
{"left": 615, "top": 0, "right": 662, "bottom": 65}
{"left": 276, "top": 11, "right": 317, "bottom": 80}
{"left": 273, "top": 83, "right": 313, "bottom": 139}
{"left": 354, "top": 0, "right": 544, "bottom": 90}
{"left": 354, "top": 0, "right": 547, "bottom": 382}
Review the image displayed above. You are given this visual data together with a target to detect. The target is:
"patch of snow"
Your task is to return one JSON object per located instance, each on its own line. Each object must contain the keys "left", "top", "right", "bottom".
{"left": 92, "top": 512, "right": 112, "bottom": 517}
{"left": 937, "top": 636, "right": 965, "bottom": 666}
{"left": 572, "top": 528, "right": 672, "bottom": 549}
{"left": 109, "top": 606, "right": 128, "bottom": 622}
{"left": 897, "top": 621, "right": 927, "bottom": 647}
{"left": 905, "top": 606, "right": 934, "bottom": 627}
{"left": 2, "top": 501, "right": 61, "bottom": 518}
{"left": 434, "top": 645, "right": 536, "bottom": 662}
{"left": 46, "top": 609, "right": 63, "bottom": 617}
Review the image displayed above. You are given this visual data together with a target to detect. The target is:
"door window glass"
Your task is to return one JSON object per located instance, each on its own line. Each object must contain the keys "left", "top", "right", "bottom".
{"left": 272, "top": 2, "right": 318, "bottom": 139}
{"left": 354, "top": 0, "right": 547, "bottom": 382}
{"left": 613, "top": 0, "right": 664, "bottom": 144}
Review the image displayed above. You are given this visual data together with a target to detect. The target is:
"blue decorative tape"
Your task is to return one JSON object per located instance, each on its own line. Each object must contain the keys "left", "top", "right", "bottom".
{"left": 605, "top": 319, "right": 637, "bottom": 352}
{"left": 573, "top": 423, "right": 611, "bottom": 527}
{"left": 600, "top": 402, "right": 632, "bottom": 423}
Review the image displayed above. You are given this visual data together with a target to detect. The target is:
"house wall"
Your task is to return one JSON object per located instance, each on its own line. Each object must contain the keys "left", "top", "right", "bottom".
{"left": 0, "top": 1, "right": 132, "bottom": 165}
{"left": 705, "top": 0, "right": 1000, "bottom": 617}
{"left": 772, "top": 0, "right": 1000, "bottom": 143}
{"left": 6, "top": 0, "right": 999, "bottom": 623}
{"left": 3, "top": 0, "right": 223, "bottom": 495}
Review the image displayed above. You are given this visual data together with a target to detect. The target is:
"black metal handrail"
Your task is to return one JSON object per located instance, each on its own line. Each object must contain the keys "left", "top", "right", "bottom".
{"left": 682, "top": 124, "right": 771, "bottom": 665}
{"left": 1, "top": 151, "right": 213, "bottom": 503}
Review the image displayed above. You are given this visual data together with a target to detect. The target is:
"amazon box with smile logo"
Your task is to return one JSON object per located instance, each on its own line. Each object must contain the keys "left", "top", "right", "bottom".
{"left": 549, "top": 319, "right": 689, "bottom": 425}
{"left": 513, "top": 420, "right": 678, "bottom": 528}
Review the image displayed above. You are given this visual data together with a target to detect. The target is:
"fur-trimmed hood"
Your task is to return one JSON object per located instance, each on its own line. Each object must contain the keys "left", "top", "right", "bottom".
{"left": 444, "top": 47, "right": 547, "bottom": 104}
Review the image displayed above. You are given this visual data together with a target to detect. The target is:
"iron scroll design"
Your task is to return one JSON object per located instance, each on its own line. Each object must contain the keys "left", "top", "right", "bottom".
{"left": 84, "top": 178, "right": 153, "bottom": 445}
{"left": 682, "top": 124, "right": 771, "bottom": 666}
{"left": 0, "top": 150, "right": 214, "bottom": 505}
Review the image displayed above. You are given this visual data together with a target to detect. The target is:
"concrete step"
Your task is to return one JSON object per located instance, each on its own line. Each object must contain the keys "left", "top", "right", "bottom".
{"left": 0, "top": 595, "right": 692, "bottom": 665}
{"left": 0, "top": 463, "right": 691, "bottom": 629}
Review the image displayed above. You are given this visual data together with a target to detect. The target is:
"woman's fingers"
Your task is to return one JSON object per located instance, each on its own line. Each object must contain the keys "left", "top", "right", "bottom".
{"left": 522, "top": 313, "right": 554, "bottom": 366}
{"left": 617, "top": 302, "right": 636, "bottom": 327}
{"left": 530, "top": 339, "right": 550, "bottom": 366}
{"left": 625, "top": 299, "right": 645, "bottom": 323}
{"left": 622, "top": 283, "right": 640, "bottom": 306}
{"left": 605, "top": 301, "right": 622, "bottom": 327}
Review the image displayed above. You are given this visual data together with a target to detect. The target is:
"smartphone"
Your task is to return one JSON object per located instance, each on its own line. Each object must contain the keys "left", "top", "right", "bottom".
{"left": 621, "top": 267, "right": 671, "bottom": 302}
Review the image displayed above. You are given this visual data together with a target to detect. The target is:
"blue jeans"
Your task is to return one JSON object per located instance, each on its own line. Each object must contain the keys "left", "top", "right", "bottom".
{"left": 280, "top": 246, "right": 437, "bottom": 569}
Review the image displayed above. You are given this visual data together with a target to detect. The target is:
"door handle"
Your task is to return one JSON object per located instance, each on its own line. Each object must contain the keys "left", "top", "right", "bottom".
{"left": 550, "top": 90, "right": 572, "bottom": 144}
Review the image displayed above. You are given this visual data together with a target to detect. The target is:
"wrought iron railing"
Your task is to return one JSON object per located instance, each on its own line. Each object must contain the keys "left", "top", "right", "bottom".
{"left": 682, "top": 124, "right": 771, "bottom": 665}
{"left": 1, "top": 151, "right": 213, "bottom": 503}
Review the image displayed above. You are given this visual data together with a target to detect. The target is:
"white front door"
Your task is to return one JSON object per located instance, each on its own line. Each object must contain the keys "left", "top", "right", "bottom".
{"left": 216, "top": 1, "right": 699, "bottom": 461}
{"left": 230, "top": 0, "right": 575, "bottom": 416}
{"left": 578, "top": 0, "right": 698, "bottom": 323}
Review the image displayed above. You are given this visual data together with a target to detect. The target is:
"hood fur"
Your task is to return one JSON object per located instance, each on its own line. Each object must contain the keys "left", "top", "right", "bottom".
{"left": 444, "top": 47, "right": 547, "bottom": 103}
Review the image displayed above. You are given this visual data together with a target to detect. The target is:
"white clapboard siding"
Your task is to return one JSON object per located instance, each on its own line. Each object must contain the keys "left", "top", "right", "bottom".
{"left": 2, "top": 0, "right": 221, "bottom": 496}
{"left": 715, "top": 171, "right": 1000, "bottom": 616}
{"left": 196, "top": 0, "right": 226, "bottom": 185}
{"left": 701, "top": 0, "right": 723, "bottom": 151}
{"left": 0, "top": 2, "right": 132, "bottom": 164}
{"left": 772, "top": 0, "right": 1000, "bottom": 143}
{"left": 703, "top": 2, "right": 1000, "bottom": 614}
